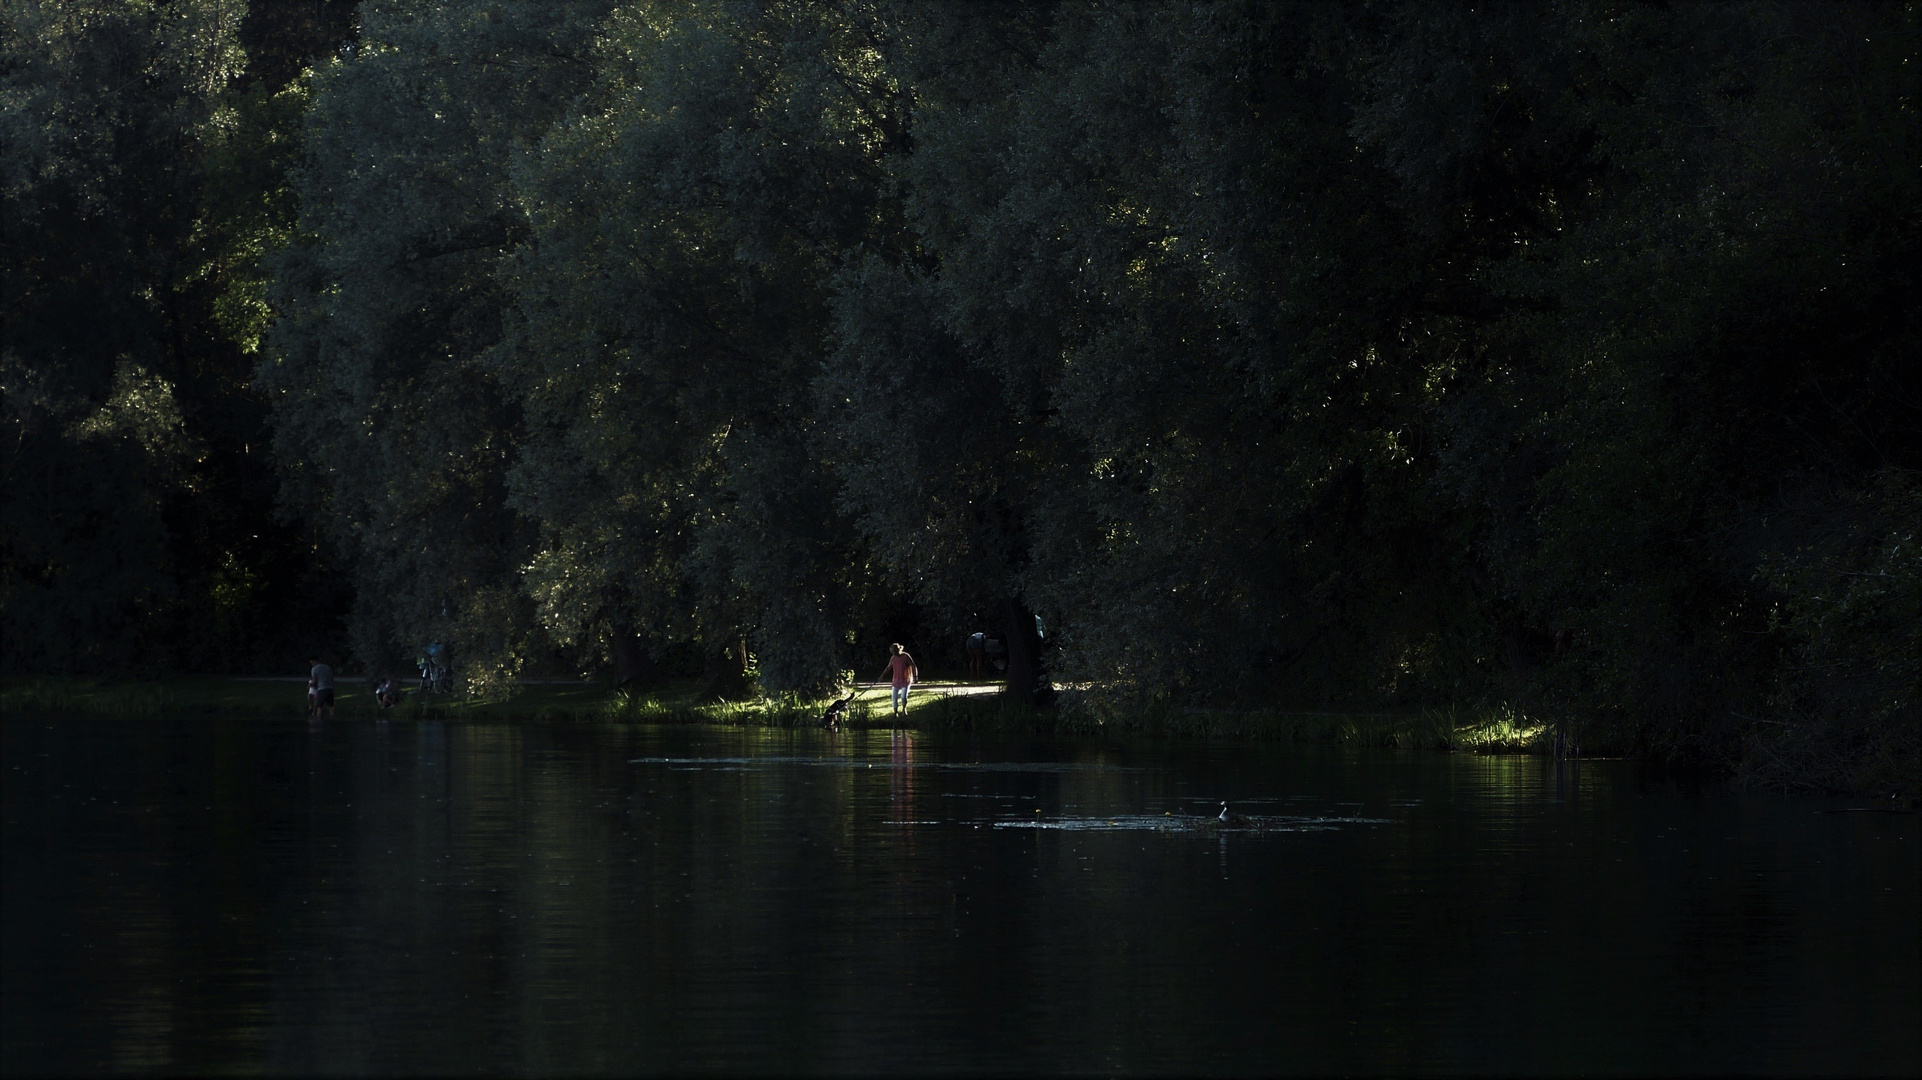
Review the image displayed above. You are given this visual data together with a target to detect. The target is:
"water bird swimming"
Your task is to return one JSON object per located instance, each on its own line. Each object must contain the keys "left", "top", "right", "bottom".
{"left": 1217, "top": 801, "right": 1248, "bottom": 826}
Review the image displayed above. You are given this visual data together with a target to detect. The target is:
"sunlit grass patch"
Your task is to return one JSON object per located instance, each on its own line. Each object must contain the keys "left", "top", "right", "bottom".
{"left": 553, "top": 680, "right": 902, "bottom": 727}
{"left": 603, "top": 681, "right": 970, "bottom": 728}
{"left": 1421, "top": 704, "right": 1549, "bottom": 752}
{"left": 592, "top": 680, "right": 997, "bottom": 728}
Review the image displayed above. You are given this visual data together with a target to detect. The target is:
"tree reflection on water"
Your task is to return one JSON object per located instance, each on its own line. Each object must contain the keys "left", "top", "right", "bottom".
{"left": 2, "top": 717, "right": 1915, "bottom": 1075}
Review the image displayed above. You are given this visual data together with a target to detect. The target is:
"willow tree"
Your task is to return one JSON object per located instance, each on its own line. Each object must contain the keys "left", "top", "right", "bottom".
{"left": 261, "top": 0, "right": 611, "bottom": 685}
{"left": 812, "top": 3, "right": 1064, "bottom": 703}
{"left": 1374, "top": 0, "right": 1922, "bottom": 772}
{"left": 820, "top": 3, "right": 1477, "bottom": 708}
{"left": 1, "top": 0, "right": 247, "bottom": 672}
{"left": 498, "top": 0, "right": 910, "bottom": 694}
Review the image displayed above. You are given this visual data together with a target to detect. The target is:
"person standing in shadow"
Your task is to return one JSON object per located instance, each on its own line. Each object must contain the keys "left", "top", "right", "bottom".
{"left": 878, "top": 643, "right": 917, "bottom": 721}
{"left": 308, "top": 656, "right": 335, "bottom": 721}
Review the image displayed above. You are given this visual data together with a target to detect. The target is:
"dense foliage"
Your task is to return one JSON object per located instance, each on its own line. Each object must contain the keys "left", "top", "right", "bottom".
{"left": 6, "top": 1, "right": 1915, "bottom": 793}
{"left": 3, "top": 0, "right": 358, "bottom": 674}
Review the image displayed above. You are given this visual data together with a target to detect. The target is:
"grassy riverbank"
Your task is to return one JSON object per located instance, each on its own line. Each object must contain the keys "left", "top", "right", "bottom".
{"left": 1, "top": 675, "right": 1557, "bottom": 752}
{"left": 7, "top": 677, "right": 1909, "bottom": 798}
{"left": 0, "top": 675, "right": 971, "bottom": 726}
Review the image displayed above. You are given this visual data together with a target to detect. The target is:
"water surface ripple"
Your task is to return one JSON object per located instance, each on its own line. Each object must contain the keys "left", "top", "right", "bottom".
{"left": 3, "top": 718, "right": 1915, "bottom": 1076}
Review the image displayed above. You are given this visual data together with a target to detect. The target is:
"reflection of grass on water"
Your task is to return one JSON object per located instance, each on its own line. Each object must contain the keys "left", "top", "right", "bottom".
{"left": 911, "top": 695, "right": 1559, "bottom": 753}
{"left": 1, "top": 676, "right": 1564, "bottom": 753}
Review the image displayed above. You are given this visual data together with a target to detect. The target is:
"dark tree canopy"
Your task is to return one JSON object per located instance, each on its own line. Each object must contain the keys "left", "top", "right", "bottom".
{"left": 3, "top": 0, "right": 355, "bottom": 674}
{"left": 6, "top": 0, "right": 1915, "bottom": 793}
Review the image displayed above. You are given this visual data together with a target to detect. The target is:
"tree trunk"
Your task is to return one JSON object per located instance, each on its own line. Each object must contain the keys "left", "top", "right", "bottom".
{"left": 700, "top": 635, "right": 752, "bottom": 702}
{"left": 609, "top": 622, "right": 658, "bottom": 693}
{"left": 1000, "top": 596, "right": 1048, "bottom": 706}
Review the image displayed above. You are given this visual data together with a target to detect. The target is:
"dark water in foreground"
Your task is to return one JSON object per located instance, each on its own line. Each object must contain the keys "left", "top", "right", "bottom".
{"left": 2, "top": 717, "right": 1915, "bottom": 1076}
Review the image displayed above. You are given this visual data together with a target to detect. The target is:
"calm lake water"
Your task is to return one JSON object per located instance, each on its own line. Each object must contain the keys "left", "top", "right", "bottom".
{"left": 3, "top": 716, "right": 1916, "bottom": 1076}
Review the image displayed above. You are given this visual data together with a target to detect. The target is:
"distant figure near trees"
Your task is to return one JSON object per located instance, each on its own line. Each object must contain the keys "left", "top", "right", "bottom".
{"left": 418, "top": 642, "right": 450, "bottom": 693}
{"left": 984, "top": 636, "right": 1006, "bottom": 672}
{"left": 308, "top": 656, "right": 335, "bottom": 720}
{"left": 966, "top": 632, "right": 986, "bottom": 677}
{"left": 879, "top": 643, "right": 917, "bottom": 718}
{"left": 373, "top": 674, "right": 398, "bottom": 710}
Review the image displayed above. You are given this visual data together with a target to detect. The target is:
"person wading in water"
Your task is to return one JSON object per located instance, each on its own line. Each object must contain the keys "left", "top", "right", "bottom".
{"left": 878, "top": 643, "right": 918, "bottom": 720}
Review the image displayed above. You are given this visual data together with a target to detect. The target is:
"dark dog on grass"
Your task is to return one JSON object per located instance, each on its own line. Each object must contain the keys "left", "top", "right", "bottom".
{"left": 821, "top": 691, "right": 857, "bottom": 729}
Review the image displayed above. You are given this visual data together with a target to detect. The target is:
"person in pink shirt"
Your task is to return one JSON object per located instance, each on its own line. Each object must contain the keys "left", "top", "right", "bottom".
{"left": 878, "top": 643, "right": 917, "bottom": 718}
